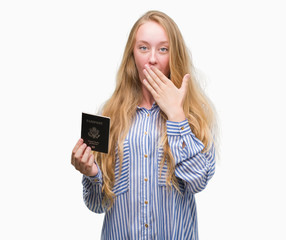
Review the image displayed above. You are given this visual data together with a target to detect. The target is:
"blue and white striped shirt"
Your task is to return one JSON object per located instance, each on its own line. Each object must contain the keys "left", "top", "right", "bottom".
{"left": 82, "top": 103, "right": 215, "bottom": 239}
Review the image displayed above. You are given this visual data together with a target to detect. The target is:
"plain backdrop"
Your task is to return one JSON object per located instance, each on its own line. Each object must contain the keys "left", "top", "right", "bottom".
{"left": 1, "top": 0, "right": 285, "bottom": 239}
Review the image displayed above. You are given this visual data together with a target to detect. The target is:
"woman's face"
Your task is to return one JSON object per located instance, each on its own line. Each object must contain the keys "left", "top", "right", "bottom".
{"left": 133, "top": 21, "right": 170, "bottom": 82}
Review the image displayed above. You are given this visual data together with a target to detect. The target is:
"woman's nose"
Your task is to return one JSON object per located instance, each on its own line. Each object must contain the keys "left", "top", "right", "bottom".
{"left": 148, "top": 49, "right": 157, "bottom": 65}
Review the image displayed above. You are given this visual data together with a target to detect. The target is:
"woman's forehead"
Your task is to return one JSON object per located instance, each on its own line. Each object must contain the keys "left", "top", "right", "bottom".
{"left": 135, "top": 21, "right": 169, "bottom": 43}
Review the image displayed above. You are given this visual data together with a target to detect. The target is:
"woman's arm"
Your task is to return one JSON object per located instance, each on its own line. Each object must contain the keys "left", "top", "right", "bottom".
{"left": 71, "top": 139, "right": 106, "bottom": 213}
{"left": 82, "top": 163, "right": 106, "bottom": 213}
{"left": 141, "top": 66, "right": 215, "bottom": 193}
{"left": 167, "top": 119, "right": 215, "bottom": 194}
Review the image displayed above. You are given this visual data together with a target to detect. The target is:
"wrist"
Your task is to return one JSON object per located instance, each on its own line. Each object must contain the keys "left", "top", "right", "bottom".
{"left": 167, "top": 109, "right": 186, "bottom": 122}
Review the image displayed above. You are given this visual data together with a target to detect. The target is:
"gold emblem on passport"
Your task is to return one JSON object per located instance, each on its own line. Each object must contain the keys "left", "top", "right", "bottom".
{"left": 88, "top": 127, "right": 100, "bottom": 139}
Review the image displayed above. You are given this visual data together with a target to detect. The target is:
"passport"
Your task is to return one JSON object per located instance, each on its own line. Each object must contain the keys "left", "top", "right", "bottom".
{"left": 81, "top": 112, "right": 110, "bottom": 153}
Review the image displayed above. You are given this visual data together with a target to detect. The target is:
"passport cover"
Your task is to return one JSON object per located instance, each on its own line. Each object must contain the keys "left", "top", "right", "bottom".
{"left": 81, "top": 112, "right": 110, "bottom": 153}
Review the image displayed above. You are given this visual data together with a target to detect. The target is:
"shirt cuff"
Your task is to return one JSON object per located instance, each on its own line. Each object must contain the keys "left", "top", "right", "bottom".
{"left": 166, "top": 119, "right": 192, "bottom": 136}
{"left": 84, "top": 161, "right": 103, "bottom": 185}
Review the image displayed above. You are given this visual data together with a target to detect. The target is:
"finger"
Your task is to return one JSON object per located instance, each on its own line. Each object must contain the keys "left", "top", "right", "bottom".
{"left": 143, "top": 79, "right": 158, "bottom": 98}
{"left": 86, "top": 154, "right": 98, "bottom": 176}
{"left": 87, "top": 152, "right": 95, "bottom": 168}
{"left": 74, "top": 143, "right": 87, "bottom": 159}
{"left": 81, "top": 146, "right": 91, "bottom": 165}
{"left": 144, "top": 65, "right": 164, "bottom": 88}
{"left": 80, "top": 147, "right": 92, "bottom": 173}
{"left": 72, "top": 139, "right": 84, "bottom": 158}
{"left": 180, "top": 74, "right": 190, "bottom": 94}
{"left": 71, "top": 139, "right": 83, "bottom": 165}
{"left": 74, "top": 143, "right": 87, "bottom": 169}
{"left": 150, "top": 65, "right": 168, "bottom": 84}
{"left": 143, "top": 68, "right": 161, "bottom": 93}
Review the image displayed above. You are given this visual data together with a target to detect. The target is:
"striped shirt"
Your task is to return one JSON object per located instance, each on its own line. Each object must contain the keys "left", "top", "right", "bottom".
{"left": 82, "top": 103, "right": 215, "bottom": 239}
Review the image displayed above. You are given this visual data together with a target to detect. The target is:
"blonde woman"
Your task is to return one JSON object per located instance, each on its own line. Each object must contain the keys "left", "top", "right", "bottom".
{"left": 71, "top": 10, "right": 217, "bottom": 240}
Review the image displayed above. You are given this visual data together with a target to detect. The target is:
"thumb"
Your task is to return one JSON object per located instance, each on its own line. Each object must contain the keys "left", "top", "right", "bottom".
{"left": 180, "top": 74, "right": 190, "bottom": 94}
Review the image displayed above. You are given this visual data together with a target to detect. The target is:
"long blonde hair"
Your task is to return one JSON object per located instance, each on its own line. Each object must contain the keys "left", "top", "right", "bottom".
{"left": 95, "top": 10, "right": 217, "bottom": 209}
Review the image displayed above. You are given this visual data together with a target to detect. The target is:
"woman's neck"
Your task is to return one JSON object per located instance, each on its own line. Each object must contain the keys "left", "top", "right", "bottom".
{"left": 139, "top": 85, "right": 154, "bottom": 110}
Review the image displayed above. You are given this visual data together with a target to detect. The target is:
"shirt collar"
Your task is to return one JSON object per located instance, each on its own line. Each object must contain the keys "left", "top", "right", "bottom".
{"left": 137, "top": 102, "right": 159, "bottom": 112}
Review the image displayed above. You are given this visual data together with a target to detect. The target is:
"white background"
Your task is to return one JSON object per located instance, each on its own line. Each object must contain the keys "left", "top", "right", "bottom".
{"left": 1, "top": 0, "right": 285, "bottom": 239}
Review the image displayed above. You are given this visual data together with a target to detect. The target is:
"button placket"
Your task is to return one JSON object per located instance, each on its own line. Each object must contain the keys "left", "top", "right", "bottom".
{"left": 143, "top": 110, "right": 151, "bottom": 232}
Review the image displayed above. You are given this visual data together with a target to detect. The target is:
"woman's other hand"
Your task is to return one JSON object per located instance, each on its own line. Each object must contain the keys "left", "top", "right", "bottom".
{"left": 143, "top": 65, "right": 189, "bottom": 122}
{"left": 71, "top": 139, "right": 98, "bottom": 177}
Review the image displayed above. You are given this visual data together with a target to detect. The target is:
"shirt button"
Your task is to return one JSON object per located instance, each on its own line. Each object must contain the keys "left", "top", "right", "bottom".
{"left": 94, "top": 179, "right": 98, "bottom": 182}
{"left": 144, "top": 154, "right": 148, "bottom": 158}
{"left": 144, "top": 178, "right": 148, "bottom": 182}
{"left": 145, "top": 224, "right": 148, "bottom": 228}
{"left": 145, "top": 200, "right": 148, "bottom": 204}
{"left": 147, "top": 114, "right": 150, "bottom": 117}
{"left": 144, "top": 131, "right": 147, "bottom": 135}
{"left": 181, "top": 127, "right": 184, "bottom": 130}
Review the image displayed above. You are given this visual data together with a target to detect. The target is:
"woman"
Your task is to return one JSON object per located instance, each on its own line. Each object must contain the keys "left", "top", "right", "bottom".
{"left": 71, "top": 10, "right": 217, "bottom": 239}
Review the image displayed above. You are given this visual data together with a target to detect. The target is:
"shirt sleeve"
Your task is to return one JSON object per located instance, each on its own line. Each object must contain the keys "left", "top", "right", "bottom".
{"left": 82, "top": 160, "right": 106, "bottom": 213}
{"left": 166, "top": 119, "right": 215, "bottom": 194}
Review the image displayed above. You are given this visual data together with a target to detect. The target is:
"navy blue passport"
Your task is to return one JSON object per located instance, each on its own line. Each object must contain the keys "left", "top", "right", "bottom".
{"left": 81, "top": 112, "right": 110, "bottom": 153}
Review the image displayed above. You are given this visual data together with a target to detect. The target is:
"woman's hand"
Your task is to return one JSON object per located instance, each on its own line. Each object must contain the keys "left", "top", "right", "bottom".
{"left": 71, "top": 139, "right": 98, "bottom": 177}
{"left": 143, "top": 64, "right": 190, "bottom": 122}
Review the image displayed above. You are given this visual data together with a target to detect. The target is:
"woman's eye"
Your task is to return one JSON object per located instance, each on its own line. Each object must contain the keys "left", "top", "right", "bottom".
{"left": 139, "top": 46, "right": 147, "bottom": 51}
{"left": 160, "top": 47, "right": 168, "bottom": 52}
